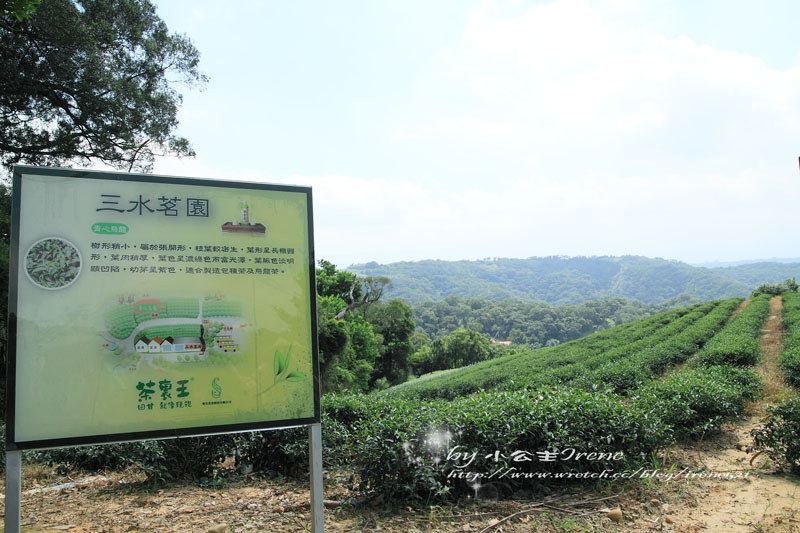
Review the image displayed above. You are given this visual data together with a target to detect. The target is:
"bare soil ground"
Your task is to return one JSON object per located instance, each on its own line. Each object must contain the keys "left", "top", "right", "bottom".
{"left": 1, "top": 296, "right": 798, "bottom": 532}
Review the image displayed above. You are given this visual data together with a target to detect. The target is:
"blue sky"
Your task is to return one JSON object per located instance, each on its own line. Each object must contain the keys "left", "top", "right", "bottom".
{"left": 150, "top": 0, "right": 800, "bottom": 268}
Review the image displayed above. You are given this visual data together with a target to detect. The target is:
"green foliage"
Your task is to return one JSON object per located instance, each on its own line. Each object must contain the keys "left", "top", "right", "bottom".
{"left": 412, "top": 295, "right": 686, "bottom": 348}
{"left": 577, "top": 299, "right": 739, "bottom": 394}
{"left": 779, "top": 292, "right": 800, "bottom": 387}
{"left": 751, "top": 393, "right": 800, "bottom": 473}
{"left": 0, "top": 185, "right": 9, "bottom": 417}
{"left": 315, "top": 261, "right": 394, "bottom": 392}
{"left": 389, "top": 299, "right": 740, "bottom": 400}
{"left": 750, "top": 278, "right": 799, "bottom": 298}
{"left": 1, "top": 0, "right": 41, "bottom": 21}
{"left": 693, "top": 295, "right": 771, "bottom": 367}
{"left": 317, "top": 259, "right": 361, "bottom": 301}
{"left": 31, "top": 434, "right": 236, "bottom": 483}
{"left": 1, "top": 0, "right": 206, "bottom": 172}
{"left": 238, "top": 394, "right": 367, "bottom": 475}
{"left": 30, "top": 440, "right": 156, "bottom": 472}
{"left": 409, "top": 328, "right": 495, "bottom": 375}
{"left": 352, "top": 388, "right": 669, "bottom": 502}
{"left": 202, "top": 321, "right": 224, "bottom": 343}
{"left": 368, "top": 299, "right": 416, "bottom": 385}
{"left": 0, "top": 423, "right": 4, "bottom": 473}
{"left": 632, "top": 366, "right": 760, "bottom": 439}
{"left": 332, "top": 317, "right": 380, "bottom": 392}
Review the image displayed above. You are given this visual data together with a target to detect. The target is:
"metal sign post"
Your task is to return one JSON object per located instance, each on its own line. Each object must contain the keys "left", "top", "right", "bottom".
{"left": 309, "top": 423, "right": 324, "bottom": 532}
{"left": 5, "top": 451, "right": 21, "bottom": 533}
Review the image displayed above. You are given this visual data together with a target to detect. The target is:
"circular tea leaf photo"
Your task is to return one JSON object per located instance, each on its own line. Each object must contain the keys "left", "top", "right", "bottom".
{"left": 24, "top": 237, "right": 82, "bottom": 290}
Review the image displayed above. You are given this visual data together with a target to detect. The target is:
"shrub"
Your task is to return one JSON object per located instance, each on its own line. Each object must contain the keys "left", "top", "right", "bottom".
{"left": 751, "top": 394, "right": 800, "bottom": 473}
{"left": 30, "top": 441, "right": 155, "bottom": 472}
{"left": 390, "top": 301, "right": 732, "bottom": 400}
{"left": 31, "top": 434, "right": 237, "bottom": 484}
{"left": 780, "top": 292, "right": 800, "bottom": 387}
{"left": 146, "top": 434, "right": 237, "bottom": 482}
{"left": 780, "top": 346, "right": 800, "bottom": 388}
{"left": 238, "top": 426, "right": 309, "bottom": 476}
{"left": 751, "top": 278, "right": 799, "bottom": 298}
{"left": 352, "top": 388, "right": 670, "bottom": 502}
{"left": 693, "top": 295, "right": 770, "bottom": 367}
{"left": 238, "top": 394, "right": 369, "bottom": 475}
{"left": 632, "top": 366, "right": 760, "bottom": 439}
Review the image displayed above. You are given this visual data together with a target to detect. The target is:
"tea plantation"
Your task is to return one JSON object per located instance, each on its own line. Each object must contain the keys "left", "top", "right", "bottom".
{"left": 28, "top": 294, "right": 792, "bottom": 502}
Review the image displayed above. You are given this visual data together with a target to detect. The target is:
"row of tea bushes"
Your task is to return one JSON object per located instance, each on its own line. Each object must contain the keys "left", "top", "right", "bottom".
{"left": 346, "top": 388, "right": 671, "bottom": 501}
{"left": 693, "top": 295, "right": 771, "bottom": 367}
{"left": 631, "top": 365, "right": 760, "bottom": 439}
{"left": 779, "top": 292, "right": 800, "bottom": 387}
{"left": 29, "top": 297, "right": 773, "bottom": 500}
{"left": 25, "top": 357, "right": 762, "bottom": 499}
{"left": 574, "top": 298, "right": 742, "bottom": 394}
{"left": 387, "top": 301, "right": 735, "bottom": 401}
{"left": 750, "top": 292, "right": 800, "bottom": 473}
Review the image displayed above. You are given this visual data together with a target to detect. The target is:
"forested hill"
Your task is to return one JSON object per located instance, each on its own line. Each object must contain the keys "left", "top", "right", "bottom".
{"left": 348, "top": 255, "right": 800, "bottom": 304}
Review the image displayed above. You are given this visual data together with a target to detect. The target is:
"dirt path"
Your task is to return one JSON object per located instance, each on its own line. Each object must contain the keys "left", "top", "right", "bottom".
{"left": 621, "top": 295, "right": 800, "bottom": 533}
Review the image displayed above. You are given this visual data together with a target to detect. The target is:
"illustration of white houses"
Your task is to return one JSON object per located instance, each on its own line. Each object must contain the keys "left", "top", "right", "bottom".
{"left": 135, "top": 335, "right": 201, "bottom": 353}
{"left": 148, "top": 337, "right": 164, "bottom": 352}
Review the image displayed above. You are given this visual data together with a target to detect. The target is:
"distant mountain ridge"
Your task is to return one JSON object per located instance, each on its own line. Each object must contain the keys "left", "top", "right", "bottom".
{"left": 692, "top": 257, "right": 800, "bottom": 268}
{"left": 347, "top": 255, "right": 800, "bottom": 305}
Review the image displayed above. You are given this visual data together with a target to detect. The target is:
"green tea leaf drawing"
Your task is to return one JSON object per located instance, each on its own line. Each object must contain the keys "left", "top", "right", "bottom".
{"left": 274, "top": 349, "right": 283, "bottom": 376}
{"left": 263, "top": 344, "right": 302, "bottom": 394}
{"left": 283, "top": 345, "right": 293, "bottom": 373}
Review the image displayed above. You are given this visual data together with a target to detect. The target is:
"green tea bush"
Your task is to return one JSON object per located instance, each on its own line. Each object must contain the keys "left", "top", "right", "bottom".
{"left": 238, "top": 394, "right": 369, "bottom": 475}
{"left": 30, "top": 441, "right": 154, "bottom": 472}
{"left": 751, "top": 394, "right": 800, "bottom": 473}
{"left": 780, "top": 293, "right": 800, "bottom": 387}
{"left": 751, "top": 278, "right": 799, "bottom": 298}
{"left": 353, "top": 388, "right": 669, "bottom": 502}
{"left": 573, "top": 299, "right": 740, "bottom": 395}
{"left": 631, "top": 366, "right": 760, "bottom": 439}
{"left": 31, "top": 434, "right": 237, "bottom": 483}
{"left": 389, "top": 301, "right": 733, "bottom": 401}
{"left": 147, "top": 434, "right": 237, "bottom": 482}
{"left": 781, "top": 346, "right": 800, "bottom": 388}
{"left": 693, "top": 295, "right": 770, "bottom": 367}
{"left": 238, "top": 426, "right": 309, "bottom": 475}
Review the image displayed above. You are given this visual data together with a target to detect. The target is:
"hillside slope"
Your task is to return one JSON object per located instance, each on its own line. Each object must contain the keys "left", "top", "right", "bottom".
{"left": 349, "top": 255, "right": 800, "bottom": 304}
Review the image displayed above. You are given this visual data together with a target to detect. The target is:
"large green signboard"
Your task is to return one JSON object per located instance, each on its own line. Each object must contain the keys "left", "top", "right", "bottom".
{"left": 6, "top": 167, "right": 320, "bottom": 450}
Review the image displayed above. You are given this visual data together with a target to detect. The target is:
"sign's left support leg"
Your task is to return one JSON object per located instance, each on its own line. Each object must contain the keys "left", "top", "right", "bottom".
{"left": 308, "top": 423, "right": 324, "bottom": 532}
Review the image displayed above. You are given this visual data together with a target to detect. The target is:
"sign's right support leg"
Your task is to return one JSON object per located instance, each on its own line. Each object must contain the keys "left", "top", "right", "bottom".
{"left": 308, "top": 423, "right": 324, "bottom": 532}
{"left": 5, "top": 450, "right": 21, "bottom": 533}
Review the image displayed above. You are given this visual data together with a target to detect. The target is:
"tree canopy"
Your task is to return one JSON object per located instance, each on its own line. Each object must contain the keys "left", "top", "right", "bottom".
{"left": 0, "top": 0, "right": 207, "bottom": 173}
{"left": 0, "top": 0, "right": 205, "bottom": 417}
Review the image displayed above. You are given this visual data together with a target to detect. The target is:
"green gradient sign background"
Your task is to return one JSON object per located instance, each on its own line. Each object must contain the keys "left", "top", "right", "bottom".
{"left": 7, "top": 168, "right": 318, "bottom": 450}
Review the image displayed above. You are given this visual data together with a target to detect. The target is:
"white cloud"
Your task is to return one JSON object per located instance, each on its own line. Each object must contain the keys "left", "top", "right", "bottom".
{"left": 409, "top": 0, "right": 800, "bottom": 178}
{"left": 151, "top": 0, "right": 800, "bottom": 266}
